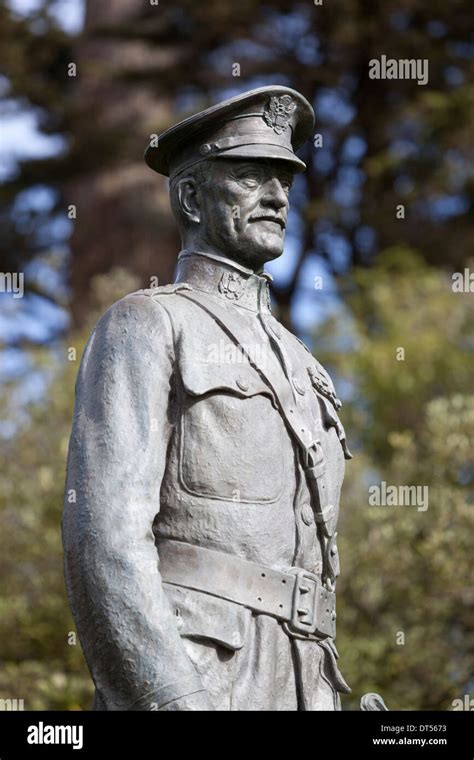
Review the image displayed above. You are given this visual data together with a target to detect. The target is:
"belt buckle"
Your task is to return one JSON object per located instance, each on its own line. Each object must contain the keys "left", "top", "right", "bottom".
{"left": 290, "top": 569, "right": 320, "bottom": 635}
{"left": 284, "top": 568, "right": 336, "bottom": 640}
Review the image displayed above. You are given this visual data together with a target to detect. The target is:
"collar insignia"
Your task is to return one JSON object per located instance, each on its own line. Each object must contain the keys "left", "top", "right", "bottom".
{"left": 218, "top": 271, "right": 245, "bottom": 300}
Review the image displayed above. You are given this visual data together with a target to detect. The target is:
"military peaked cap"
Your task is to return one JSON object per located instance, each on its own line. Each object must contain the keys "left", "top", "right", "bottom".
{"left": 145, "top": 86, "right": 315, "bottom": 180}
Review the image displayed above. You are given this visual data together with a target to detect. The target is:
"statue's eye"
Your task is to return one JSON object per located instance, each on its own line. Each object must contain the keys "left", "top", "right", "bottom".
{"left": 235, "top": 168, "right": 261, "bottom": 185}
{"left": 241, "top": 172, "right": 260, "bottom": 184}
{"left": 279, "top": 174, "right": 293, "bottom": 192}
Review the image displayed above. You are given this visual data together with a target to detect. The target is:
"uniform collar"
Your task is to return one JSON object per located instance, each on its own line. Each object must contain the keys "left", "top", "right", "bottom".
{"left": 174, "top": 249, "right": 273, "bottom": 313}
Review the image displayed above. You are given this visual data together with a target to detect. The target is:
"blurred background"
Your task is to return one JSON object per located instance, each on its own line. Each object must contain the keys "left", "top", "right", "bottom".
{"left": 0, "top": 0, "right": 473, "bottom": 710}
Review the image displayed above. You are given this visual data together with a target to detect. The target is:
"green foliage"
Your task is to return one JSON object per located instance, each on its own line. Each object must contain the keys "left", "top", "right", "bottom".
{"left": 0, "top": 270, "right": 140, "bottom": 710}
{"left": 0, "top": 340, "right": 92, "bottom": 709}
{"left": 319, "top": 250, "right": 474, "bottom": 710}
{"left": 335, "top": 248, "right": 472, "bottom": 461}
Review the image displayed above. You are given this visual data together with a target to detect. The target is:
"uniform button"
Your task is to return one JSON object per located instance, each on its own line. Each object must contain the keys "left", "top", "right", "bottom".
{"left": 236, "top": 376, "right": 249, "bottom": 392}
{"left": 301, "top": 504, "right": 314, "bottom": 526}
{"left": 293, "top": 376, "right": 306, "bottom": 395}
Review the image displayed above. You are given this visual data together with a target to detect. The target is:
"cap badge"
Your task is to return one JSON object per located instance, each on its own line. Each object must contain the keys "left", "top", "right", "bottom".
{"left": 263, "top": 95, "right": 297, "bottom": 135}
{"left": 218, "top": 271, "right": 245, "bottom": 300}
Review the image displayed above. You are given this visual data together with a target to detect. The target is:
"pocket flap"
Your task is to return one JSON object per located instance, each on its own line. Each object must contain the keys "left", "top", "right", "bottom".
{"left": 163, "top": 583, "right": 251, "bottom": 651}
{"left": 180, "top": 360, "right": 271, "bottom": 399}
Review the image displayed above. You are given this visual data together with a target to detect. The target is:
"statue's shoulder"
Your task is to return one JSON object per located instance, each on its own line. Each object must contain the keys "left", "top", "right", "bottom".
{"left": 93, "top": 284, "right": 193, "bottom": 343}
{"left": 131, "top": 283, "right": 193, "bottom": 299}
{"left": 103, "top": 282, "right": 193, "bottom": 319}
{"left": 124, "top": 282, "right": 194, "bottom": 315}
{"left": 278, "top": 324, "right": 316, "bottom": 365}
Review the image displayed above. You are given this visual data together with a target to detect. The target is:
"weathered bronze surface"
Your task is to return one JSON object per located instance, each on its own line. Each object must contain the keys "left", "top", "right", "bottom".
{"left": 62, "top": 86, "right": 353, "bottom": 710}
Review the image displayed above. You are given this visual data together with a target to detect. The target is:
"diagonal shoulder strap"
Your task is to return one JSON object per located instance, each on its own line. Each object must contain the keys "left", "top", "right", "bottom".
{"left": 176, "top": 290, "right": 338, "bottom": 576}
{"left": 178, "top": 290, "right": 311, "bottom": 450}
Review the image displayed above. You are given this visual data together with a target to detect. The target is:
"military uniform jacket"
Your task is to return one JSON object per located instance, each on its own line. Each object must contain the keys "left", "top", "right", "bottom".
{"left": 62, "top": 250, "right": 351, "bottom": 711}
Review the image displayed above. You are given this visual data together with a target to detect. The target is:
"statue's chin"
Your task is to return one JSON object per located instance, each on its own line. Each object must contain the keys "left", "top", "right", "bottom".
{"left": 228, "top": 239, "right": 284, "bottom": 270}
{"left": 229, "top": 249, "right": 281, "bottom": 272}
{"left": 255, "top": 246, "right": 283, "bottom": 267}
{"left": 196, "top": 233, "right": 284, "bottom": 271}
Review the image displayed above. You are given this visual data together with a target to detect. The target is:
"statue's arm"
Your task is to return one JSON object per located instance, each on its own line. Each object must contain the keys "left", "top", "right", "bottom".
{"left": 62, "top": 293, "right": 213, "bottom": 711}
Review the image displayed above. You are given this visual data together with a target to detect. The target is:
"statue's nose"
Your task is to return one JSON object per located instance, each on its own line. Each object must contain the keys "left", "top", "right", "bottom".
{"left": 260, "top": 178, "right": 289, "bottom": 210}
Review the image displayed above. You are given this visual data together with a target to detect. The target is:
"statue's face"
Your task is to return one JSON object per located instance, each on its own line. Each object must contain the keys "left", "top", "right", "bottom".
{"left": 197, "top": 159, "right": 294, "bottom": 269}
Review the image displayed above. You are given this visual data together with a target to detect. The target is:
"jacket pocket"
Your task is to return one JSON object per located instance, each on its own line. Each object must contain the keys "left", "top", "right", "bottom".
{"left": 178, "top": 361, "right": 285, "bottom": 503}
{"left": 163, "top": 583, "right": 251, "bottom": 651}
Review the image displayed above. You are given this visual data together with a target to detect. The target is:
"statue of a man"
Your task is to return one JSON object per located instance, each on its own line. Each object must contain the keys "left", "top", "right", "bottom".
{"left": 62, "top": 86, "right": 352, "bottom": 711}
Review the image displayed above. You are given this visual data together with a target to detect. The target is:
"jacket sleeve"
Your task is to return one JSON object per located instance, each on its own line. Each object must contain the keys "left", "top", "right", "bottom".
{"left": 62, "top": 292, "right": 211, "bottom": 710}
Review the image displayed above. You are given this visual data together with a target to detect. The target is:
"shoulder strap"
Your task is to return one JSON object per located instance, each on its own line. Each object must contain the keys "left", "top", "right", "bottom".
{"left": 178, "top": 290, "right": 312, "bottom": 451}
{"left": 176, "top": 290, "right": 338, "bottom": 564}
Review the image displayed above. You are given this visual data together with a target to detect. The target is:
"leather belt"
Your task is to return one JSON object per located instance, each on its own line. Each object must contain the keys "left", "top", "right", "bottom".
{"left": 158, "top": 539, "right": 336, "bottom": 640}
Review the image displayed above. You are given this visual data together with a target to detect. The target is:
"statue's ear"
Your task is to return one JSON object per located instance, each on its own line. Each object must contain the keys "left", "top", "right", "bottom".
{"left": 177, "top": 178, "right": 200, "bottom": 225}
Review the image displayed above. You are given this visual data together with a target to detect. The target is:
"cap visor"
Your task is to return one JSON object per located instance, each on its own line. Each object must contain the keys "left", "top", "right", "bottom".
{"left": 213, "top": 143, "right": 306, "bottom": 172}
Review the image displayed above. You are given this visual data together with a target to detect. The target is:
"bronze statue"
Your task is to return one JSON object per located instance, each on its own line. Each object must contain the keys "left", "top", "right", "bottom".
{"left": 62, "top": 86, "right": 353, "bottom": 710}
